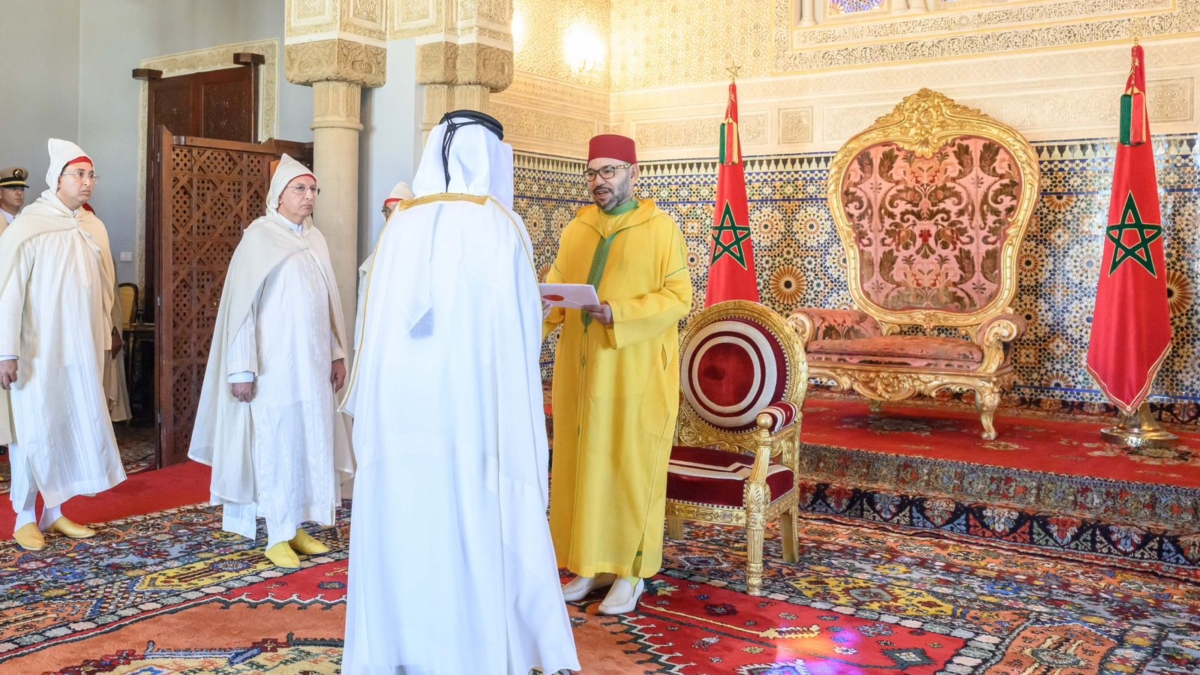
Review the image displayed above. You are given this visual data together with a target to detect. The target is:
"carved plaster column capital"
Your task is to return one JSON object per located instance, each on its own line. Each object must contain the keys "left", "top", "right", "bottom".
{"left": 285, "top": 38, "right": 387, "bottom": 89}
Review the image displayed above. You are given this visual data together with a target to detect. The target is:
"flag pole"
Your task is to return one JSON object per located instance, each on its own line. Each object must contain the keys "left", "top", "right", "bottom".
{"left": 1096, "top": 30, "right": 1177, "bottom": 450}
{"left": 1100, "top": 401, "right": 1178, "bottom": 449}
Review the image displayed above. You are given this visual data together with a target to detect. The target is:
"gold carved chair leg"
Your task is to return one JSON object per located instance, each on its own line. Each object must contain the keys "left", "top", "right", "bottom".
{"left": 744, "top": 483, "right": 769, "bottom": 597}
{"left": 975, "top": 386, "right": 1001, "bottom": 440}
{"left": 666, "top": 516, "right": 685, "bottom": 541}
{"left": 869, "top": 399, "right": 883, "bottom": 414}
{"left": 780, "top": 505, "right": 800, "bottom": 564}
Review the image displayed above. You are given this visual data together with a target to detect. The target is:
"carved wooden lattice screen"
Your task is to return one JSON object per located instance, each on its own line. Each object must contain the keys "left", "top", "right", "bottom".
{"left": 156, "top": 129, "right": 282, "bottom": 466}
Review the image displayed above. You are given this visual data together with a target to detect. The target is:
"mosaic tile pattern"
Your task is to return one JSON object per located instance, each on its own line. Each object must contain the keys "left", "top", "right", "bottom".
{"left": 515, "top": 134, "right": 1200, "bottom": 414}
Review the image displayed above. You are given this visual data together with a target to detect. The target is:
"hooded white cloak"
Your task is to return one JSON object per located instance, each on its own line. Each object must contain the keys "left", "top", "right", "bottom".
{"left": 189, "top": 155, "right": 353, "bottom": 542}
{"left": 0, "top": 139, "right": 125, "bottom": 506}
{"left": 340, "top": 119, "right": 579, "bottom": 675}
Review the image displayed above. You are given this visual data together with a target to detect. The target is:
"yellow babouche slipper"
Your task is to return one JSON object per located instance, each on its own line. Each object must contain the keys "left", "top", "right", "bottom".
{"left": 265, "top": 541, "right": 300, "bottom": 568}
{"left": 49, "top": 517, "right": 96, "bottom": 539}
{"left": 289, "top": 529, "right": 330, "bottom": 555}
{"left": 13, "top": 523, "right": 45, "bottom": 551}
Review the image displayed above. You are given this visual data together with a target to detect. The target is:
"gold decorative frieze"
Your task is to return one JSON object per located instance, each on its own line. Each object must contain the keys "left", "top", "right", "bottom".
{"left": 417, "top": 41, "right": 513, "bottom": 90}
{"left": 285, "top": 38, "right": 387, "bottom": 87}
{"left": 287, "top": 0, "right": 386, "bottom": 43}
{"left": 779, "top": 107, "right": 814, "bottom": 145}
{"left": 417, "top": 41, "right": 458, "bottom": 83}
{"left": 457, "top": 43, "right": 514, "bottom": 91}
{"left": 513, "top": 152, "right": 586, "bottom": 174}
{"left": 823, "top": 76, "right": 1194, "bottom": 145}
{"left": 774, "top": 0, "right": 1192, "bottom": 74}
{"left": 491, "top": 102, "right": 598, "bottom": 157}
{"left": 635, "top": 113, "right": 769, "bottom": 151}
{"left": 792, "top": 0, "right": 1173, "bottom": 51}
{"left": 499, "top": 72, "right": 608, "bottom": 114}
{"left": 391, "top": 0, "right": 444, "bottom": 39}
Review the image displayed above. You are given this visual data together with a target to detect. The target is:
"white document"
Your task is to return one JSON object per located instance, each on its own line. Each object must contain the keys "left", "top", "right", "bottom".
{"left": 539, "top": 283, "right": 599, "bottom": 309}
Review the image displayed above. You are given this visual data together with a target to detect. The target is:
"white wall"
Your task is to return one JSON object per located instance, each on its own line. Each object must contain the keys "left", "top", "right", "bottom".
{"left": 0, "top": 0, "right": 81, "bottom": 197}
{"left": 2, "top": 0, "right": 424, "bottom": 279}
{"left": 358, "top": 40, "right": 423, "bottom": 260}
{"left": 77, "top": 0, "right": 313, "bottom": 283}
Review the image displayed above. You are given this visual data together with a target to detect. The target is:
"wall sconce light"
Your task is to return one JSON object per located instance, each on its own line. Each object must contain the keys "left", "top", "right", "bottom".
{"left": 563, "top": 22, "right": 606, "bottom": 75}
{"left": 512, "top": 11, "right": 527, "bottom": 53}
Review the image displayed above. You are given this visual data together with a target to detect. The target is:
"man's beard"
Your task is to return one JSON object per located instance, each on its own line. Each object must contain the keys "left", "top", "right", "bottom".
{"left": 593, "top": 181, "right": 631, "bottom": 210}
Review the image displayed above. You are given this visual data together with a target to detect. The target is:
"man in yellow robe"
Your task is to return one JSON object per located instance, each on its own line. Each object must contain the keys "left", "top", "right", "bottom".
{"left": 544, "top": 134, "right": 692, "bottom": 615}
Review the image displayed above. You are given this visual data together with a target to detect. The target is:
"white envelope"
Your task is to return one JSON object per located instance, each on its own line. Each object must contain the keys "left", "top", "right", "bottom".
{"left": 539, "top": 283, "right": 600, "bottom": 309}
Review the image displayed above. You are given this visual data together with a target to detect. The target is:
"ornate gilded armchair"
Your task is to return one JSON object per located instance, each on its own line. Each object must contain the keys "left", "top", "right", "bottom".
{"left": 790, "top": 89, "right": 1039, "bottom": 440}
{"left": 667, "top": 301, "right": 808, "bottom": 596}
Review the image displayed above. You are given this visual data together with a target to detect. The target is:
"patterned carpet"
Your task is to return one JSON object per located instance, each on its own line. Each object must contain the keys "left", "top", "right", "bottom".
{"left": 792, "top": 398, "right": 1200, "bottom": 569}
{"left": 3, "top": 501, "right": 1199, "bottom": 674}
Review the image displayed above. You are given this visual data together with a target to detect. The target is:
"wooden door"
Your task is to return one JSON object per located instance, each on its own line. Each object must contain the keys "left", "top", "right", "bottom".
{"left": 155, "top": 130, "right": 309, "bottom": 466}
{"left": 143, "top": 64, "right": 258, "bottom": 322}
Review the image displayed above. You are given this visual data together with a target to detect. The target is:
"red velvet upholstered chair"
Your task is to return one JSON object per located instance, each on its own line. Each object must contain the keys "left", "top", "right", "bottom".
{"left": 667, "top": 300, "right": 808, "bottom": 596}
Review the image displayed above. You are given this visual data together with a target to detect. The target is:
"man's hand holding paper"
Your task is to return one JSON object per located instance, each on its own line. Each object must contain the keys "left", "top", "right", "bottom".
{"left": 539, "top": 283, "right": 600, "bottom": 310}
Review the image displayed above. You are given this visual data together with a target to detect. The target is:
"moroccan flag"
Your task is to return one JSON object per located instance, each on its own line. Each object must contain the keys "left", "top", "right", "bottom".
{"left": 1085, "top": 44, "right": 1172, "bottom": 415}
{"left": 704, "top": 81, "right": 760, "bottom": 306}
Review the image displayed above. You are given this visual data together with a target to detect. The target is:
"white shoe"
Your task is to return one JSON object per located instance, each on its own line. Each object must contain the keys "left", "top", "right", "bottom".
{"left": 598, "top": 578, "right": 645, "bottom": 615}
{"left": 561, "top": 573, "right": 616, "bottom": 602}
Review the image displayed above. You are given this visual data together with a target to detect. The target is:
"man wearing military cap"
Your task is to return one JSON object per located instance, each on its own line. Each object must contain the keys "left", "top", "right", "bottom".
{"left": 0, "top": 167, "right": 30, "bottom": 234}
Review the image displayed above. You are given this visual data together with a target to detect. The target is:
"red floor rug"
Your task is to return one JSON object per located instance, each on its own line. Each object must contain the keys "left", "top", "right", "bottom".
{"left": 3, "top": 500, "right": 1200, "bottom": 674}
{"left": 0, "top": 460, "right": 211, "bottom": 538}
{"left": 784, "top": 397, "right": 1200, "bottom": 568}
{"left": 801, "top": 396, "right": 1200, "bottom": 489}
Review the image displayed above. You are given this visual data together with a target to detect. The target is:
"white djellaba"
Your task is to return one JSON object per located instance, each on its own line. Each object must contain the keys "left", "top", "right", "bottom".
{"left": 189, "top": 155, "right": 354, "bottom": 561}
{"left": 340, "top": 113, "right": 580, "bottom": 675}
{"left": 0, "top": 139, "right": 126, "bottom": 541}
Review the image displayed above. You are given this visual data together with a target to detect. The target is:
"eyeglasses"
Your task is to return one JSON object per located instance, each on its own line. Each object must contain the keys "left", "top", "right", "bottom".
{"left": 583, "top": 164, "right": 632, "bottom": 181}
{"left": 381, "top": 206, "right": 394, "bottom": 218}
{"left": 289, "top": 185, "right": 320, "bottom": 196}
{"left": 61, "top": 170, "right": 98, "bottom": 182}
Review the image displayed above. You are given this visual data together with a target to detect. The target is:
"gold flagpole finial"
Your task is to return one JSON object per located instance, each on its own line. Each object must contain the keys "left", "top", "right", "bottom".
{"left": 1132, "top": 17, "right": 1144, "bottom": 45}
{"left": 726, "top": 63, "right": 741, "bottom": 82}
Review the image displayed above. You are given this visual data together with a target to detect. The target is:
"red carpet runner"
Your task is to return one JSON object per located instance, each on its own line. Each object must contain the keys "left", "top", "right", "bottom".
{"left": 0, "top": 461, "right": 211, "bottom": 538}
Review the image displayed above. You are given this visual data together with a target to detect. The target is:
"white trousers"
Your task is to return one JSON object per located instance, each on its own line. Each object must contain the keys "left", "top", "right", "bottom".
{"left": 8, "top": 442, "right": 62, "bottom": 530}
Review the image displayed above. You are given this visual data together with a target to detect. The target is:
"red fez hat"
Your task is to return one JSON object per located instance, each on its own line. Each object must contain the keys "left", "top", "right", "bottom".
{"left": 588, "top": 134, "right": 637, "bottom": 164}
{"left": 66, "top": 156, "right": 93, "bottom": 167}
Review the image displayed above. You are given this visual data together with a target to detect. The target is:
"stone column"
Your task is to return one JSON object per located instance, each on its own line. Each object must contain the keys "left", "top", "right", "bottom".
{"left": 893, "top": 0, "right": 927, "bottom": 14}
{"left": 284, "top": 0, "right": 386, "bottom": 337}
{"left": 413, "top": 0, "right": 515, "bottom": 134}
{"left": 799, "top": 0, "right": 818, "bottom": 27}
{"left": 311, "top": 80, "right": 364, "bottom": 336}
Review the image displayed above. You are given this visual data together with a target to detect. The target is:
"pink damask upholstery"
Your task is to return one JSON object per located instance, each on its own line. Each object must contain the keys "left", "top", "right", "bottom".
{"left": 807, "top": 336, "right": 984, "bottom": 371}
{"left": 842, "top": 137, "right": 1023, "bottom": 313}
{"left": 794, "top": 308, "right": 882, "bottom": 341}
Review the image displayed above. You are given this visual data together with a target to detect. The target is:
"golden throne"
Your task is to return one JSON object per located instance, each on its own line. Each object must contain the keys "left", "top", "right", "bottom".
{"left": 666, "top": 300, "right": 808, "bottom": 596}
{"left": 789, "top": 89, "right": 1040, "bottom": 439}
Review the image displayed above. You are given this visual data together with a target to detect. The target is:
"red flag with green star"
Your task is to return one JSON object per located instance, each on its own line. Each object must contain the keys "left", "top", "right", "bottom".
{"left": 1085, "top": 44, "right": 1172, "bottom": 415}
{"left": 704, "top": 81, "right": 760, "bottom": 306}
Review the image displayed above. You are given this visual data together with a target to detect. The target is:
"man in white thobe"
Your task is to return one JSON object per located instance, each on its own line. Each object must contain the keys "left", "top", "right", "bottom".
{"left": 341, "top": 111, "right": 579, "bottom": 675}
{"left": 0, "top": 139, "right": 126, "bottom": 551}
{"left": 189, "top": 155, "right": 354, "bottom": 569}
{"left": 353, "top": 181, "right": 414, "bottom": 346}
